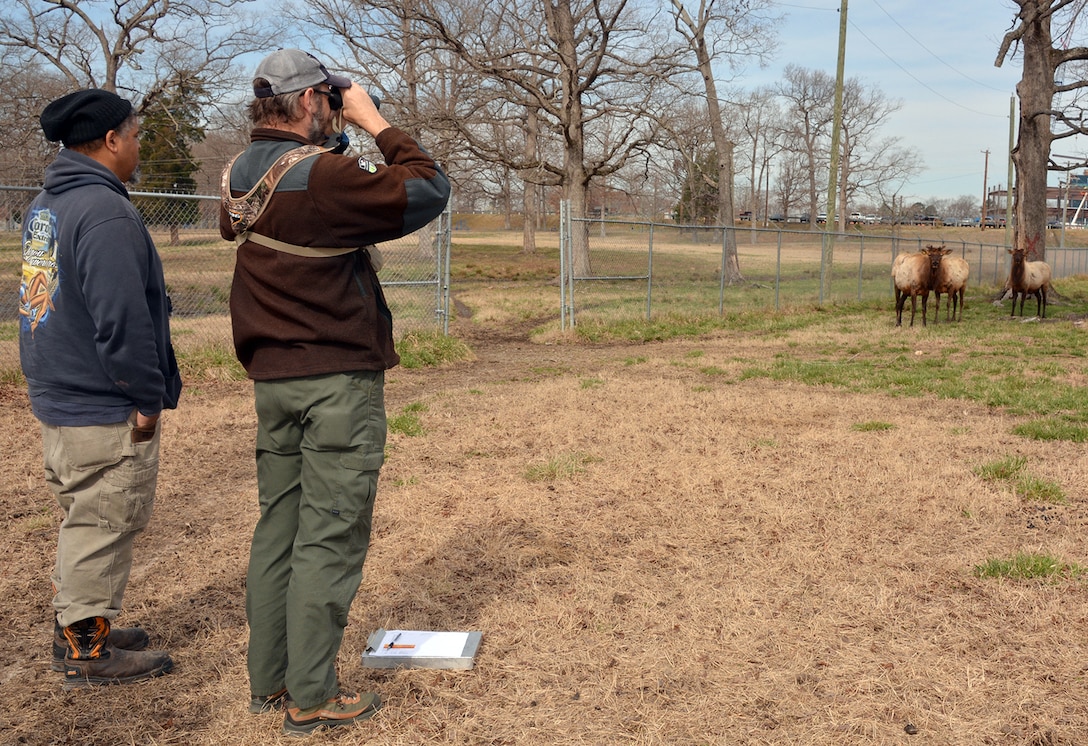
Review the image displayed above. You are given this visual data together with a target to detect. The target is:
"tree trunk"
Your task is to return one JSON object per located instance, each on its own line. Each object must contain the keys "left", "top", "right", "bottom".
{"left": 1010, "top": 1, "right": 1054, "bottom": 261}
{"left": 693, "top": 24, "right": 742, "bottom": 283}
{"left": 548, "top": 0, "right": 592, "bottom": 277}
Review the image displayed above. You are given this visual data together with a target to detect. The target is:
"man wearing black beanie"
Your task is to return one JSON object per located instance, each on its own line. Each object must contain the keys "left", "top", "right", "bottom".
{"left": 19, "top": 88, "right": 182, "bottom": 689}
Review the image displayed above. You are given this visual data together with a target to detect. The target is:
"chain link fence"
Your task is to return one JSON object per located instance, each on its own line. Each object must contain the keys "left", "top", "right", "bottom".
{"left": 558, "top": 207, "right": 1088, "bottom": 328}
{"left": 0, "top": 185, "right": 450, "bottom": 372}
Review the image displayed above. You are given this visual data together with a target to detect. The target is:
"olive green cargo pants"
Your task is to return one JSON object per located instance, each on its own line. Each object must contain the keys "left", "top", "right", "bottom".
{"left": 246, "top": 371, "right": 385, "bottom": 711}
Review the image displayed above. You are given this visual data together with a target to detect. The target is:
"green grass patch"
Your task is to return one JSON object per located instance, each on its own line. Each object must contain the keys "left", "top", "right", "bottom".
{"left": 973, "top": 456, "right": 1066, "bottom": 503}
{"left": 852, "top": 421, "right": 895, "bottom": 432}
{"left": 1015, "top": 474, "right": 1066, "bottom": 503}
{"left": 1012, "top": 417, "right": 1088, "bottom": 442}
{"left": 974, "top": 456, "right": 1027, "bottom": 481}
{"left": 388, "top": 407, "right": 425, "bottom": 437}
{"left": 524, "top": 452, "right": 599, "bottom": 482}
{"left": 397, "top": 331, "right": 473, "bottom": 369}
{"left": 176, "top": 344, "right": 247, "bottom": 381}
{"left": 974, "top": 552, "right": 1084, "bottom": 581}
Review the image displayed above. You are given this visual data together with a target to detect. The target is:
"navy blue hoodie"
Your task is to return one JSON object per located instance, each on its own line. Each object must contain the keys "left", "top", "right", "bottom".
{"left": 19, "top": 148, "right": 182, "bottom": 426}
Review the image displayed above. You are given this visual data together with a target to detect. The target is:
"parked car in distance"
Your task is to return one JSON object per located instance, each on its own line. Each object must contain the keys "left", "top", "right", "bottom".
{"left": 958, "top": 217, "right": 973, "bottom": 227}
{"left": 816, "top": 213, "right": 827, "bottom": 223}
{"left": 849, "top": 212, "right": 864, "bottom": 223}
{"left": 864, "top": 214, "right": 877, "bottom": 224}
{"left": 769, "top": 214, "right": 785, "bottom": 222}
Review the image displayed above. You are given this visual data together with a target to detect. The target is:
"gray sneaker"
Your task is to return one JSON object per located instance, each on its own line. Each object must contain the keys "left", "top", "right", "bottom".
{"left": 250, "top": 688, "right": 288, "bottom": 714}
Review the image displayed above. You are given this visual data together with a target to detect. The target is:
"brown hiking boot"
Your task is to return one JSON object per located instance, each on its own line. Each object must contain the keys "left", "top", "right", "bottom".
{"left": 61, "top": 617, "right": 173, "bottom": 690}
{"left": 52, "top": 618, "right": 149, "bottom": 672}
{"left": 283, "top": 690, "right": 381, "bottom": 736}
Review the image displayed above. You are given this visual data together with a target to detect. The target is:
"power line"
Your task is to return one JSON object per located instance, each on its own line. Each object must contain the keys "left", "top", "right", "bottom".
{"left": 848, "top": 20, "right": 1006, "bottom": 118}
{"left": 870, "top": 0, "right": 1010, "bottom": 93}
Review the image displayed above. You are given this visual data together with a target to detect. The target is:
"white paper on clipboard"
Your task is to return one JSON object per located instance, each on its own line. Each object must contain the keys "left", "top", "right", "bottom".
{"left": 373, "top": 630, "right": 470, "bottom": 657}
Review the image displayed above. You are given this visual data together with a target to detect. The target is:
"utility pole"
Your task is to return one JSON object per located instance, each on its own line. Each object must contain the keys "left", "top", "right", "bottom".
{"left": 820, "top": 0, "right": 847, "bottom": 303}
{"left": 980, "top": 149, "right": 990, "bottom": 230}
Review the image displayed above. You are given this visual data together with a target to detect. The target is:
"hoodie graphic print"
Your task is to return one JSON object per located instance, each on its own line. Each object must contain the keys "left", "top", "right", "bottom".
{"left": 20, "top": 207, "right": 60, "bottom": 336}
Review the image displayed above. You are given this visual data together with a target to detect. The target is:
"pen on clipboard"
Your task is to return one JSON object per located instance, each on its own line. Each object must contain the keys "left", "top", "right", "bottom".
{"left": 384, "top": 632, "right": 415, "bottom": 650}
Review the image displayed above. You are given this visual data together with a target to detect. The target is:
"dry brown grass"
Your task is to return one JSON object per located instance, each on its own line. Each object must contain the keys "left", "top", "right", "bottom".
{"left": 2, "top": 319, "right": 1088, "bottom": 746}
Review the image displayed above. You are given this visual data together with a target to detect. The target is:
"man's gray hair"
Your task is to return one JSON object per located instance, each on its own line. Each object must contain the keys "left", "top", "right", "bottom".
{"left": 247, "top": 81, "right": 306, "bottom": 126}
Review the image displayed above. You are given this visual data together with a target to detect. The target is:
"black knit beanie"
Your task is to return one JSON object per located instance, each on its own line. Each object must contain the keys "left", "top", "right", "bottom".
{"left": 40, "top": 89, "right": 134, "bottom": 147}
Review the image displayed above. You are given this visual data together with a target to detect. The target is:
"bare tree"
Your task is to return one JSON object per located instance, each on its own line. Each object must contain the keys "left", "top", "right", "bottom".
{"left": 300, "top": 0, "right": 676, "bottom": 268}
{"left": 0, "top": 0, "right": 273, "bottom": 108}
{"left": 0, "top": 55, "right": 71, "bottom": 185}
{"left": 773, "top": 157, "right": 807, "bottom": 221}
{"left": 775, "top": 65, "right": 835, "bottom": 229}
{"left": 997, "top": 0, "right": 1088, "bottom": 260}
{"left": 665, "top": 103, "right": 721, "bottom": 228}
{"left": 730, "top": 87, "right": 784, "bottom": 234}
{"left": 667, "top": 0, "right": 778, "bottom": 283}
{"left": 836, "top": 77, "right": 921, "bottom": 228}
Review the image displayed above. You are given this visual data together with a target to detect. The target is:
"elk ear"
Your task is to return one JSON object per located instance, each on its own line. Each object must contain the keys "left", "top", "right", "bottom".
{"left": 942, "top": 249, "right": 951, "bottom": 255}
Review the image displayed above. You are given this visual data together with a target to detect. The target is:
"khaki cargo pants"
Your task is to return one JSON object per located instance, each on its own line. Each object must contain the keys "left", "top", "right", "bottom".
{"left": 43, "top": 412, "right": 161, "bottom": 628}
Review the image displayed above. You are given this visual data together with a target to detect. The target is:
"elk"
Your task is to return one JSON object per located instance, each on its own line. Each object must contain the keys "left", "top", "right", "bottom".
{"left": 1007, "top": 246, "right": 1051, "bottom": 318}
{"left": 927, "top": 245, "right": 969, "bottom": 323}
{"left": 893, "top": 248, "right": 946, "bottom": 327}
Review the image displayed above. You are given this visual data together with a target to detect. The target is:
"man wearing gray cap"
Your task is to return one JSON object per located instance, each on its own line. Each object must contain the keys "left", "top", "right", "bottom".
{"left": 20, "top": 88, "right": 182, "bottom": 689}
{"left": 221, "top": 49, "right": 450, "bottom": 736}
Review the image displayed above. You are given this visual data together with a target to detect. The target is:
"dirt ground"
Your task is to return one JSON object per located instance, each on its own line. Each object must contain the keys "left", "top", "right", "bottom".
{"left": 2, "top": 316, "right": 1088, "bottom": 746}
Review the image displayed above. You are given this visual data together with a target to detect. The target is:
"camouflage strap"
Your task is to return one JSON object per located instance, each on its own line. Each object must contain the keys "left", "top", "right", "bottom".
{"left": 222, "top": 144, "right": 384, "bottom": 266}
{"left": 221, "top": 144, "right": 331, "bottom": 236}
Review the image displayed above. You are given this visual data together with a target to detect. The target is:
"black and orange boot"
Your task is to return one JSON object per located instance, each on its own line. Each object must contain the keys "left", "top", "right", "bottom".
{"left": 61, "top": 617, "right": 173, "bottom": 690}
{"left": 52, "top": 618, "right": 149, "bottom": 672}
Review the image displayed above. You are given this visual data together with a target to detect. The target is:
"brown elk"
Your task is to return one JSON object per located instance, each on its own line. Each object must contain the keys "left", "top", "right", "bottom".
{"left": 893, "top": 248, "right": 947, "bottom": 327}
{"left": 1007, "top": 246, "right": 1051, "bottom": 318}
{"left": 927, "top": 244, "right": 969, "bottom": 323}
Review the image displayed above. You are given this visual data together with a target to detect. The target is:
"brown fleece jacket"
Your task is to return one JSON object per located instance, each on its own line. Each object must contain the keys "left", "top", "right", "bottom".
{"left": 220, "top": 127, "right": 450, "bottom": 380}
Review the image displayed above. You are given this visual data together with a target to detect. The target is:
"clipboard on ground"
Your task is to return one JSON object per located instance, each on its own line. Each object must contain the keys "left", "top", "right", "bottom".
{"left": 362, "top": 628, "right": 482, "bottom": 670}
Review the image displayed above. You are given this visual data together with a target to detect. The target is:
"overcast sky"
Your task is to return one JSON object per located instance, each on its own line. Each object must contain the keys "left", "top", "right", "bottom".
{"left": 744, "top": 0, "right": 1071, "bottom": 205}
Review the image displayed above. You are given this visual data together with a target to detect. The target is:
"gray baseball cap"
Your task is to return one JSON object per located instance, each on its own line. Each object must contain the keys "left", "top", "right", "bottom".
{"left": 253, "top": 49, "right": 351, "bottom": 98}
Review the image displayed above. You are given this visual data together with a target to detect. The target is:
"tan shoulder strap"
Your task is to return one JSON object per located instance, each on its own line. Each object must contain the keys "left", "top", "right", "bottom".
{"left": 221, "top": 144, "right": 332, "bottom": 236}
{"left": 235, "top": 231, "right": 358, "bottom": 258}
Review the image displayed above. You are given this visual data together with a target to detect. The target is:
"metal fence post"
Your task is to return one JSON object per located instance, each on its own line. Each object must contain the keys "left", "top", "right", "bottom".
{"left": 775, "top": 230, "right": 783, "bottom": 311}
{"left": 440, "top": 204, "right": 452, "bottom": 335}
{"left": 718, "top": 227, "right": 727, "bottom": 315}
{"left": 857, "top": 234, "right": 865, "bottom": 302}
{"left": 646, "top": 222, "right": 654, "bottom": 321}
{"left": 559, "top": 200, "right": 568, "bottom": 330}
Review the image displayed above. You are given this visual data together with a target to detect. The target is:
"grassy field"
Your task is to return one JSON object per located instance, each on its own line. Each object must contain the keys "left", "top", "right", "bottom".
{"left": 4, "top": 237, "right": 1088, "bottom": 743}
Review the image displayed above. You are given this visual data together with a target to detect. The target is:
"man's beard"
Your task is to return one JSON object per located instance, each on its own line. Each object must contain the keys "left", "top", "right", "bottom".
{"left": 307, "top": 111, "right": 329, "bottom": 145}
